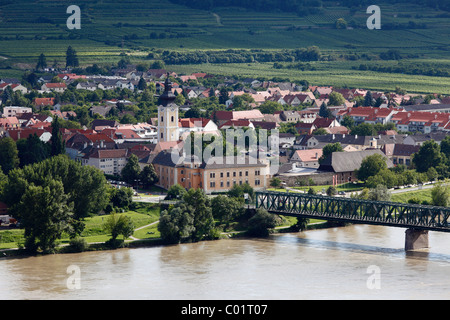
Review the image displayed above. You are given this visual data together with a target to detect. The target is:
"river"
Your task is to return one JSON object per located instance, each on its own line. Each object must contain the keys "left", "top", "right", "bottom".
{"left": 1, "top": 225, "right": 449, "bottom": 300}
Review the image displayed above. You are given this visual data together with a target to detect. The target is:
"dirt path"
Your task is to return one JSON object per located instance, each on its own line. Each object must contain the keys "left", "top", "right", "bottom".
{"left": 129, "top": 221, "right": 159, "bottom": 240}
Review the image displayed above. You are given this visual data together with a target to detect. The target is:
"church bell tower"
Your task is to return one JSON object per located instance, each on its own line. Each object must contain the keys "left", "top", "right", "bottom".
{"left": 157, "top": 75, "right": 179, "bottom": 142}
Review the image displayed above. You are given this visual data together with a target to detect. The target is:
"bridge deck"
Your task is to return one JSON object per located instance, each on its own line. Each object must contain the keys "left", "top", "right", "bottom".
{"left": 255, "top": 191, "right": 450, "bottom": 233}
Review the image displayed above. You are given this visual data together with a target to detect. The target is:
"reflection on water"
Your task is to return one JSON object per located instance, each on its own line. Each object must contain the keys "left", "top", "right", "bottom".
{"left": 1, "top": 225, "right": 449, "bottom": 300}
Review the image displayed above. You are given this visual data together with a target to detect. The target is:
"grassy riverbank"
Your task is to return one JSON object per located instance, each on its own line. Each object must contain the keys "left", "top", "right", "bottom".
{"left": 0, "top": 187, "right": 437, "bottom": 257}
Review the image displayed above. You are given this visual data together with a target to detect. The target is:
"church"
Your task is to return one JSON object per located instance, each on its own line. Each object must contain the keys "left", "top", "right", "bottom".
{"left": 157, "top": 75, "right": 180, "bottom": 143}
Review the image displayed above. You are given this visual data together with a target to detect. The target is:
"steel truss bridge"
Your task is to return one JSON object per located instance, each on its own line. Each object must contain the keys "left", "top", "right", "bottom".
{"left": 255, "top": 191, "right": 450, "bottom": 233}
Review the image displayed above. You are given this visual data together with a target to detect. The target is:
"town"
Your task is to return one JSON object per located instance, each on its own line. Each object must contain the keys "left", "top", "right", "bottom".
{"left": 1, "top": 53, "right": 450, "bottom": 253}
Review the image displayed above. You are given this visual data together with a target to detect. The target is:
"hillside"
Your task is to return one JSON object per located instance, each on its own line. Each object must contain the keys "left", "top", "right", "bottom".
{"left": 0, "top": 0, "right": 449, "bottom": 93}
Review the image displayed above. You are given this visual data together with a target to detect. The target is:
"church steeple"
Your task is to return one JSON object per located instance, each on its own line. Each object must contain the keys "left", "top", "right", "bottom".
{"left": 159, "top": 73, "right": 176, "bottom": 106}
{"left": 157, "top": 73, "right": 179, "bottom": 142}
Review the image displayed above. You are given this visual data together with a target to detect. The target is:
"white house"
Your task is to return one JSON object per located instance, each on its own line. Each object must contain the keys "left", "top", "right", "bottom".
{"left": 82, "top": 149, "right": 129, "bottom": 176}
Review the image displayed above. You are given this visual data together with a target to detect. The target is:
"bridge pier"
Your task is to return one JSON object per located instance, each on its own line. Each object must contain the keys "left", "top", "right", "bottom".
{"left": 405, "top": 229, "right": 429, "bottom": 251}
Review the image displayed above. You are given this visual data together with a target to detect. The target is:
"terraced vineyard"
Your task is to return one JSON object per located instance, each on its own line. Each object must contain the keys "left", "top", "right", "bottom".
{"left": 0, "top": 0, "right": 449, "bottom": 94}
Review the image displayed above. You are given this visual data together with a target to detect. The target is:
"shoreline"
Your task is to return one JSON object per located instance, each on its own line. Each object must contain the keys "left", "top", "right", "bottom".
{"left": 0, "top": 221, "right": 333, "bottom": 259}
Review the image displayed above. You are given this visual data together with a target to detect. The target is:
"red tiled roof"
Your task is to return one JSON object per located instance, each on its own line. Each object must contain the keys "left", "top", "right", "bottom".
{"left": 34, "top": 98, "right": 55, "bottom": 106}
{"left": 44, "top": 83, "right": 67, "bottom": 88}
{"left": 88, "top": 149, "right": 128, "bottom": 159}
{"left": 179, "top": 118, "right": 211, "bottom": 128}
{"left": 6, "top": 128, "right": 48, "bottom": 141}
{"left": 293, "top": 149, "right": 323, "bottom": 162}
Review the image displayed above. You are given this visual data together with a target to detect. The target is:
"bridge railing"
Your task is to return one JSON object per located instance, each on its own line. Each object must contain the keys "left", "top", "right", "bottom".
{"left": 255, "top": 191, "right": 450, "bottom": 232}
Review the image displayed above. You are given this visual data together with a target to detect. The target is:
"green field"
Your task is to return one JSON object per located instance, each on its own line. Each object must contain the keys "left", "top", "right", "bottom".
{"left": 0, "top": 202, "right": 160, "bottom": 250}
{"left": 171, "top": 61, "right": 450, "bottom": 94}
{"left": 0, "top": 0, "right": 449, "bottom": 93}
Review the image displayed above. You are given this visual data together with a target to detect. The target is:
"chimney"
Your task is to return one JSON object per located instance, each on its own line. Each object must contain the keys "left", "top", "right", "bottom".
{"left": 315, "top": 152, "right": 318, "bottom": 159}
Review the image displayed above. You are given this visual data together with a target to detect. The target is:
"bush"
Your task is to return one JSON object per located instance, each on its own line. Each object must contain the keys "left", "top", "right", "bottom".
{"left": 246, "top": 209, "right": 279, "bottom": 237}
{"left": 68, "top": 237, "right": 89, "bottom": 253}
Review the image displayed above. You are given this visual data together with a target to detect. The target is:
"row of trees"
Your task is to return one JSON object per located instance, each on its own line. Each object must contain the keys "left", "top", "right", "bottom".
{"left": 0, "top": 117, "right": 66, "bottom": 175}
{"left": 36, "top": 46, "right": 79, "bottom": 71}
{"left": 353, "top": 137, "right": 450, "bottom": 191}
{"left": 161, "top": 47, "right": 322, "bottom": 65}
{"left": 158, "top": 183, "right": 282, "bottom": 243}
{"left": 0, "top": 155, "right": 110, "bottom": 253}
{"left": 0, "top": 152, "right": 151, "bottom": 253}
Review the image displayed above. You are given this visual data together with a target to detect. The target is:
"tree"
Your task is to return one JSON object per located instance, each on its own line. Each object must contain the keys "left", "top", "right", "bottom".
{"left": 431, "top": 183, "right": 449, "bottom": 207}
{"left": 36, "top": 53, "right": 47, "bottom": 70}
{"left": 218, "top": 87, "right": 229, "bottom": 105}
{"left": 270, "top": 177, "right": 282, "bottom": 189}
{"left": 11, "top": 179, "right": 73, "bottom": 253}
{"left": 247, "top": 208, "right": 279, "bottom": 237}
{"left": 158, "top": 202, "right": 195, "bottom": 244}
{"left": 364, "top": 91, "right": 374, "bottom": 106}
{"left": 50, "top": 117, "right": 66, "bottom": 157}
{"left": 66, "top": 46, "right": 79, "bottom": 68}
{"left": 335, "top": 18, "right": 348, "bottom": 29}
{"left": 211, "top": 195, "right": 243, "bottom": 230}
{"left": 183, "top": 188, "right": 215, "bottom": 241}
{"left": 165, "top": 184, "right": 187, "bottom": 200}
{"left": 368, "top": 184, "right": 391, "bottom": 202}
{"left": 357, "top": 153, "right": 388, "bottom": 181}
{"left": 313, "top": 127, "right": 328, "bottom": 135}
{"left": 228, "top": 183, "right": 255, "bottom": 203}
{"left": 326, "top": 186, "right": 337, "bottom": 196}
{"left": 319, "top": 102, "right": 331, "bottom": 118}
{"left": 16, "top": 133, "right": 50, "bottom": 167}
{"left": 137, "top": 77, "right": 147, "bottom": 91}
{"left": 0, "top": 137, "right": 19, "bottom": 174}
{"left": 139, "top": 164, "right": 158, "bottom": 189}
{"left": 440, "top": 136, "right": 450, "bottom": 159}
{"left": 2, "top": 155, "right": 109, "bottom": 221}
{"left": 319, "top": 142, "right": 343, "bottom": 164}
{"left": 412, "top": 140, "right": 443, "bottom": 173}
{"left": 110, "top": 187, "right": 133, "bottom": 209}
{"left": 259, "top": 101, "right": 282, "bottom": 114}
{"left": 121, "top": 154, "right": 141, "bottom": 184}
{"left": 350, "top": 123, "right": 377, "bottom": 136}
{"left": 328, "top": 91, "right": 345, "bottom": 106}
{"left": 103, "top": 213, "right": 135, "bottom": 243}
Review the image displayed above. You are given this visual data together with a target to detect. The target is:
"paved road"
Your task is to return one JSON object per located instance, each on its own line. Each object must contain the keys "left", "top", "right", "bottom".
{"left": 133, "top": 195, "right": 166, "bottom": 203}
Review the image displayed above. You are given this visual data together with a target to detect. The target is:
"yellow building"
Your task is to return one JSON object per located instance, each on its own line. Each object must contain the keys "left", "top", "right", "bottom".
{"left": 152, "top": 150, "right": 270, "bottom": 194}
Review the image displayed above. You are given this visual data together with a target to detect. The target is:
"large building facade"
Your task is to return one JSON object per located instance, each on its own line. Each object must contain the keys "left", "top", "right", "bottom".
{"left": 152, "top": 150, "right": 270, "bottom": 193}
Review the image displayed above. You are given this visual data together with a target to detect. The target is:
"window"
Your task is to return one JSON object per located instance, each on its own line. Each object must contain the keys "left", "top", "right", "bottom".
{"left": 245, "top": 171, "right": 248, "bottom": 177}
{"left": 255, "top": 179, "right": 261, "bottom": 186}
{"left": 233, "top": 172, "right": 236, "bottom": 177}
{"left": 161, "top": 116, "right": 164, "bottom": 122}
{"left": 171, "top": 116, "right": 174, "bottom": 122}
{"left": 255, "top": 170, "right": 260, "bottom": 176}
{"left": 239, "top": 171, "right": 242, "bottom": 177}
{"left": 210, "top": 172, "right": 215, "bottom": 178}
{"left": 227, "top": 172, "right": 230, "bottom": 178}
{"left": 210, "top": 182, "right": 215, "bottom": 188}
{"left": 220, "top": 172, "right": 224, "bottom": 178}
